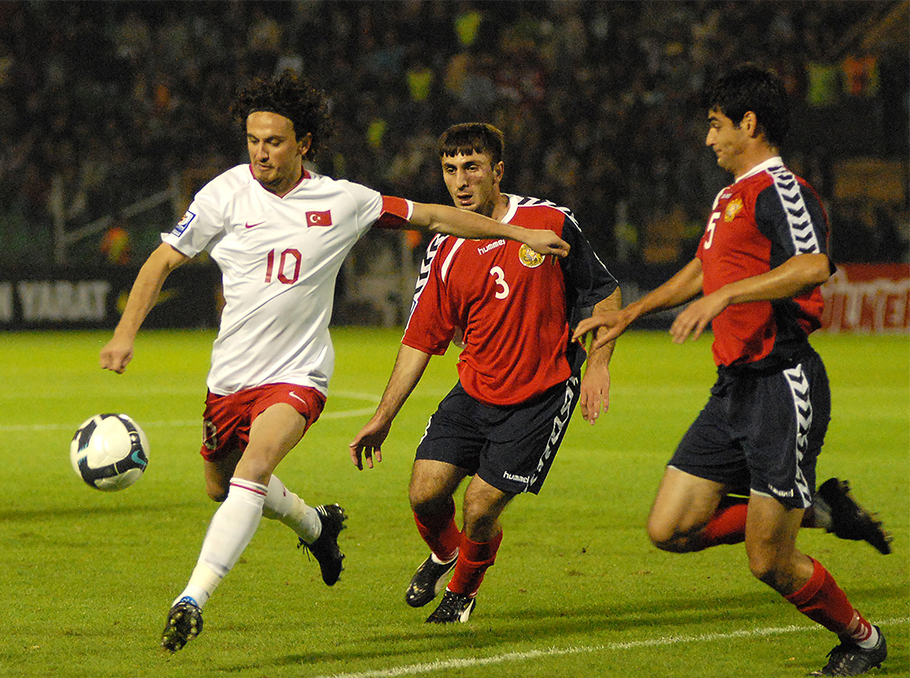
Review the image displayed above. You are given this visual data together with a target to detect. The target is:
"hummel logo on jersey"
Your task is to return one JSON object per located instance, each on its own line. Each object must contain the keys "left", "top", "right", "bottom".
{"left": 477, "top": 239, "right": 505, "bottom": 255}
{"left": 244, "top": 221, "right": 265, "bottom": 229}
{"left": 307, "top": 210, "right": 332, "bottom": 227}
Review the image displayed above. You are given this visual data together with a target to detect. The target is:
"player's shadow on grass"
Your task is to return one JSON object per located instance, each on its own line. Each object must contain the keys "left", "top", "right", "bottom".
{"left": 268, "top": 583, "right": 907, "bottom": 670}
{"left": 0, "top": 502, "right": 197, "bottom": 523}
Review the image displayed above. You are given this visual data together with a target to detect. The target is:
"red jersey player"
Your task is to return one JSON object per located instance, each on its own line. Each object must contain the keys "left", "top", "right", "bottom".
{"left": 574, "top": 66, "right": 889, "bottom": 676}
{"left": 351, "top": 123, "right": 620, "bottom": 623}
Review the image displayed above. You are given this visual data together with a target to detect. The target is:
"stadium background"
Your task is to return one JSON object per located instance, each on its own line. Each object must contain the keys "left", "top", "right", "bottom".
{"left": 0, "top": 0, "right": 907, "bottom": 330}
{"left": 0, "top": 4, "right": 907, "bottom": 676}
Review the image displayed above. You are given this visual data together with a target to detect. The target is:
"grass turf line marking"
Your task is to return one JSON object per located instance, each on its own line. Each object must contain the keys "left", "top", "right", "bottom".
{"left": 309, "top": 617, "right": 908, "bottom": 678}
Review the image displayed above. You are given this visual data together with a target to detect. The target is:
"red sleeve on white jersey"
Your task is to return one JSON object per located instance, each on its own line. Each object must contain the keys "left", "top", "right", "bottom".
{"left": 374, "top": 196, "right": 414, "bottom": 230}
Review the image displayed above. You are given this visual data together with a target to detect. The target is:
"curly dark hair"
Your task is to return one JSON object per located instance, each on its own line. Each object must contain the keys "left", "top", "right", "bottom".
{"left": 230, "top": 69, "right": 333, "bottom": 161}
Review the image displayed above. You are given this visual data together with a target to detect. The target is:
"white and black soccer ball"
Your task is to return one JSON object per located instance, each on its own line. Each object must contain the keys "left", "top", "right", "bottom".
{"left": 70, "top": 413, "right": 150, "bottom": 491}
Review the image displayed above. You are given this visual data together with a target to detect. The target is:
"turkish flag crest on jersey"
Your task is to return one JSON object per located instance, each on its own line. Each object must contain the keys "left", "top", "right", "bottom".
{"left": 306, "top": 210, "right": 332, "bottom": 227}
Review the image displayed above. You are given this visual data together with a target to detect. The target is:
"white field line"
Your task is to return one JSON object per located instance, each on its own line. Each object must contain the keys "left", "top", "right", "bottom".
{"left": 308, "top": 617, "right": 908, "bottom": 678}
{"left": 0, "top": 391, "right": 381, "bottom": 432}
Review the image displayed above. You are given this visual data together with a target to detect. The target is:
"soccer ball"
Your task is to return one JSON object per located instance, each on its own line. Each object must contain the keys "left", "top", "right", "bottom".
{"left": 70, "top": 413, "right": 150, "bottom": 491}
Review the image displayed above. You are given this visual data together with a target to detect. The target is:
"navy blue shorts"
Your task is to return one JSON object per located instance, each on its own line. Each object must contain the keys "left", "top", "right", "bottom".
{"left": 415, "top": 376, "right": 580, "bottom": 495}
{"left": 669, "top": 350, "right": 830, "bottom": 509}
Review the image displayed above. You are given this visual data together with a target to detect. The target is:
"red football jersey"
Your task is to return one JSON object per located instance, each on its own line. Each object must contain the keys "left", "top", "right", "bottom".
{"left": 404, "top": 195, "right": 616, "bottom": 406}
{"left": 697, "top": 158, "right": 830, "bottom": 367}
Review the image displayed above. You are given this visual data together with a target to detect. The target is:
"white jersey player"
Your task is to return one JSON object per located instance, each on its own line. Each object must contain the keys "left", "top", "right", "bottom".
{"left": 98, "top": 70, "right": 569, "bottom": 653}
{"left": 165, "top": 164, "right": 415, "bottom": 397}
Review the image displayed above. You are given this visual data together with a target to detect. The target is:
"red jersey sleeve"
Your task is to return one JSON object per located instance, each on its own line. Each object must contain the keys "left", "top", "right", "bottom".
{"left": 374, "top": 195, "right": 414, "bottom": 230}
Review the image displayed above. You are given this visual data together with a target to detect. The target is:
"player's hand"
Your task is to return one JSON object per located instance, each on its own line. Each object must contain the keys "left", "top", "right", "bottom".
{"left": 349, "top": 417, "right": 391, "bottom": 470}
{"left": 579, "top": 364, "right": 610, "bottom": 425}
{"left": 572, "top": 308, "right": 634, "bottom": 351}
{"left": 669, "top": 292, "right": 727, "bottom": 343}
{"left": 99, "top": 337, "right": 134, "bottom": 374}
{"left": 523, "top": 229, "right": 570, "bottom": 258}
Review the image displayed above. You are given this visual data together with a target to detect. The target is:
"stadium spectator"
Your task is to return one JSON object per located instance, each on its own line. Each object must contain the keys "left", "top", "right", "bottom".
{"left": 573, "top": 65, "right": 889, "bottom": 677}
{"left": 98, "top": 71, "right": 570, "bottom": 652}
{"left": 350, "top": 122, "right": 620, "bottom": 623}
{"left": 0, "top": 3, "right": 905, "bottom": 268}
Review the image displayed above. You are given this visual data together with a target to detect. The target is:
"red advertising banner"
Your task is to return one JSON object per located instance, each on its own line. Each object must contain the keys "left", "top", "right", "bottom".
{"left": 821, "top": 263, "right": 910, "bottom": 334}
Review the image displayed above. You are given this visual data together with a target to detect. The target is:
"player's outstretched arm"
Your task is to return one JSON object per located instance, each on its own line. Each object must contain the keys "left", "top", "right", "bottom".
{"left": 669, "top": 253, "right": 830, "bottom": 343}
{"left": 350, "top": 344, "right": 432, "bottom": 470}
{"left": 100, "top": 244, "right": 190, "bottom": 374}
{"left": 408, "top": 202, "right": 570, "bottom": 258}
{"left": 573, "top": 258, "right": 704, "bottom": 350}
{"left": 579, "top": 288, "right": 621, "bottom": 425}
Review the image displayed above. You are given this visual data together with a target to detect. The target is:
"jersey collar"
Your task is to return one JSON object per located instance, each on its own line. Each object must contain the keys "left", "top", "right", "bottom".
{"left": 735, "top": 156, "right": 784, "bottom": 184}
{"left": 246, "top": 166, "right": 312, "bottom": 198}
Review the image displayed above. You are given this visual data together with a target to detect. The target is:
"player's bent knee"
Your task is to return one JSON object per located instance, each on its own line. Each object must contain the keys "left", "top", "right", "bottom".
{"left": 462, "top": 510, "right": 498, "bottom": 541}
{"left": 747, "top": 554, "right": 786, "bottom": 588}
{"left": 409, "top": 492, "right": 450, "bottom": 518}
{"left": 647, "top": 522, "right": 702, "bottom": 553}
{"left": 206, "top": 484, "right": 228, "bottom": 502}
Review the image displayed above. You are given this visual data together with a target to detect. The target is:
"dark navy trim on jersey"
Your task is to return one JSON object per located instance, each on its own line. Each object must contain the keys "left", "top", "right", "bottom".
{"left": 406, "top": 233, "right": 446, "bottom": 330}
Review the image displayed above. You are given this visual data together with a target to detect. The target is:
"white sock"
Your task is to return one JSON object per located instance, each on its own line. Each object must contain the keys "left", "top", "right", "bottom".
{"left": 261, "top": 474, "right": 322, "bottom": 543}
{"left": 431, "top": 550, "right": 458, "bottom": 565}
{"left": 173, "top": 478, "right": 267, "bottom": 609}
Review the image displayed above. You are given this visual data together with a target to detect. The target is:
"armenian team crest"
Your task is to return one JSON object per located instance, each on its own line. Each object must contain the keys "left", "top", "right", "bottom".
{"left": 518, "top": 244, "right": 545, "bottom": 268}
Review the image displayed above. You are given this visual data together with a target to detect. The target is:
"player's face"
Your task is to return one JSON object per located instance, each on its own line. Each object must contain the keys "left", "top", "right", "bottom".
{"left": 246, "top": 111, "right": 312, "bottom": 196}
{"left": 441, "top": 151, "right": 503, "bottom": 218}
{"left": 705, "top": 108, "right": 750, "bottom": 177}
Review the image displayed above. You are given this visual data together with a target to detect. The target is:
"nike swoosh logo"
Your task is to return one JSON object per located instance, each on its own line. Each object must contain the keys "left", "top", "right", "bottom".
{"left": 288, "top": 391, "right": 306, "bottom": 404}
{"left": 245, "top": 221, "right": 265, "bottom": 229}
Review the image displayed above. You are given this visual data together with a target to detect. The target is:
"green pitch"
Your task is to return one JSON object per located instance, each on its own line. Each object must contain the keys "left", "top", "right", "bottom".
{"left": 1, "top": 329, "right": 907, "bottom": 678}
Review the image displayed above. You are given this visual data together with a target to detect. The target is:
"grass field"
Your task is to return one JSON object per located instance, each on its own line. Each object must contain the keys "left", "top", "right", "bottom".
{"left": 1, "top": 328, "right": 907, "bottom": 678}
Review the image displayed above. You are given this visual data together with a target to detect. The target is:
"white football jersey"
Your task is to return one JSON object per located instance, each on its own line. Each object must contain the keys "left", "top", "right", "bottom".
{"left": 163, "top": 164, "right": 404, "bottom": 396}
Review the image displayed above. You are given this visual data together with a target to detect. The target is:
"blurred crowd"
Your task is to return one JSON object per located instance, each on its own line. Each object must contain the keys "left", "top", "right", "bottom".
{"left": 0, "top": 0, "right": 906, "bottom": 269}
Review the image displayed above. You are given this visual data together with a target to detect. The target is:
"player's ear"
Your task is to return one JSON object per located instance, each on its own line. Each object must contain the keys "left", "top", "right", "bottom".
{"left": 493, "top": 160, "right": 504, "bottom": 184}
{"left": 298, "top": 132, "right": 313, "bottom": 157}
{"left": 741, "top": 111, "right": 759, "bottom": 139}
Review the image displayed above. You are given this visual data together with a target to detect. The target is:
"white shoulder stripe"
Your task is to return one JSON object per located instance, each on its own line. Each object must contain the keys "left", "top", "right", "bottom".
{"left": 515, "top": 195, "right": 579, "bottom": 227}
{"left": 440, "top": 238, "right": 465, "bottom": 283}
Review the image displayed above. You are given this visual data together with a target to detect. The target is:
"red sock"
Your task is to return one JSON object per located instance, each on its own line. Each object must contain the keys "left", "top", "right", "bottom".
{"left": 785, "top": 558, "right": 873, "bottom": 641}
{"left": 447, "top": 531, "right": 503, "bottom": 597}
{"left": 698, "top": 502, "right": 748, "bottom": 548}
{"left": 414, "top": 498, "right": 460, "bottom": 561}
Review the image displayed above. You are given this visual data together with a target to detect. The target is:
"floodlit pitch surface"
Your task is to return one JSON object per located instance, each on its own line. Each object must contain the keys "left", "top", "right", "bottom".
{"left": 1, "top": 329, "right": 906, "bottom": 678}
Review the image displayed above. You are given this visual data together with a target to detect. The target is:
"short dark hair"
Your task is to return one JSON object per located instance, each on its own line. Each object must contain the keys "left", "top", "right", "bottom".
{"left": 705, "top": 64, "right": 790, "bottom": 147}
{"left": 438, "top": 123, "right": 504, "bottom": 165}
{"left": 230, "top": 69, "right": 333, "bottom": 161}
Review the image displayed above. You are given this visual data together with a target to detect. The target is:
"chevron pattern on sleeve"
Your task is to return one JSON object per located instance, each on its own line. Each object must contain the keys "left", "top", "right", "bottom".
{"left": 769, "top": 166, "right": 820, "bottom": 255}
{"left": 406, "top": 233, "right": 446, "bottom": 327}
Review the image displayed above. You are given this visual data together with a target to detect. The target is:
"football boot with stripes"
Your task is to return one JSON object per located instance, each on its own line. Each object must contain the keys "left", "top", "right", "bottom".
{"left": 811, "top": 626, "right": 887, "bottom": 676}
{"left": 299, "top": 504, "right": 347, "bottom": 586}
{"left": 425, "top": 590, "right": 476, "bottom": 623}
{"left": 406, "top": 552, "right": 458, "bottom": 607}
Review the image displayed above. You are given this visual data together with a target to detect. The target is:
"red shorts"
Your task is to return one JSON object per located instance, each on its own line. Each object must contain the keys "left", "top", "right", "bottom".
{"left": 200, "top": 383, "right": 326, "bottom": 462}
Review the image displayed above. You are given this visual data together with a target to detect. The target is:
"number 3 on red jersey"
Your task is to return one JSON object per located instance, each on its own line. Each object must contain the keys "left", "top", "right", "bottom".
{"left": 490, "top": 265, "right": 510, "bottom": 299}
